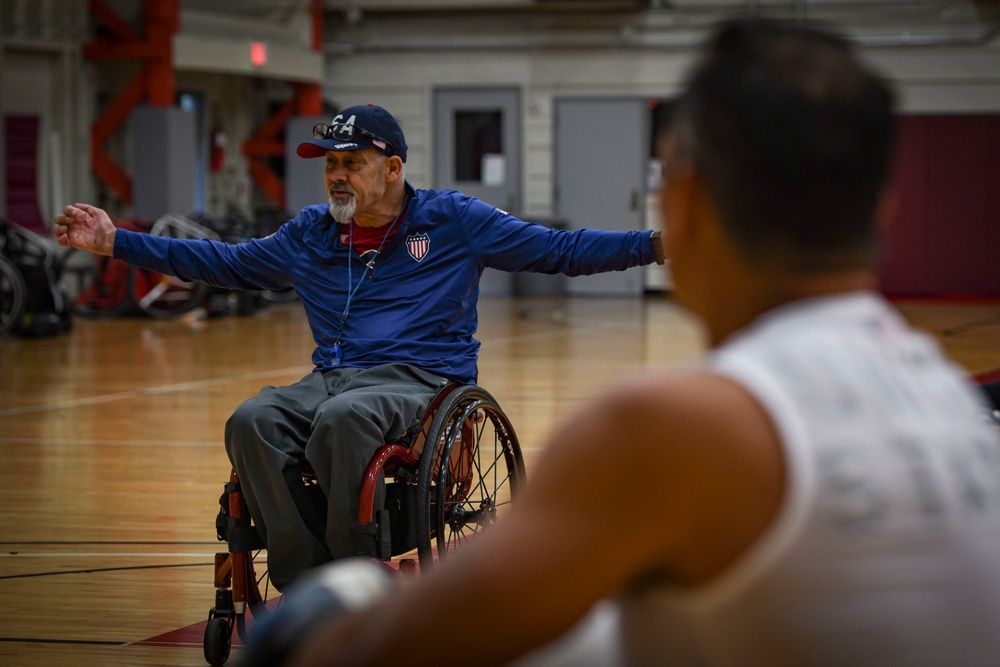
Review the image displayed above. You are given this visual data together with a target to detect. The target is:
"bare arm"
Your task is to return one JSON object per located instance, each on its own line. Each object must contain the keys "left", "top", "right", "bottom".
{"left": 286, "top": 372, "right": 786, "bottom": 667}
{"left": 53, "top": 203, "right": 117, "bottom": 256}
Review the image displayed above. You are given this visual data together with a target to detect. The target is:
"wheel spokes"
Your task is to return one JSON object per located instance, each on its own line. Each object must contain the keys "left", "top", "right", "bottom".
{"left": 437, "top": 408, "right": 517, "bottom": 554}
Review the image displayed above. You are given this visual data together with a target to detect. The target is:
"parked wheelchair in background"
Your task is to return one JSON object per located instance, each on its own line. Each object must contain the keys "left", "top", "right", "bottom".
{"left": 61, "top": 210, "right": 294, "bottom": 321}
{"left": 0, "top": 216, "right": 72, "bottom": 337}
{"left": 2, "top": 210, "right": 296, "bottom": 331}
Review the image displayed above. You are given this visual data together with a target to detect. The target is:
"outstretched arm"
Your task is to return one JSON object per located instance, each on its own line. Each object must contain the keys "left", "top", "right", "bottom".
{"left": 454, "top": 195, "right": 661, "bottom": 275}
{"left": 55, "top": 202, "right": 299, "bottom": 292}
{"left": 53, "top": 203, "right": 117, "bottom": 256}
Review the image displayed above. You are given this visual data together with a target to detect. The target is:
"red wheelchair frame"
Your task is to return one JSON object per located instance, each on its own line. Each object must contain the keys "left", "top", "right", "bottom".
{"left": 204, "top": 383, "right": 526, "bottom": 665}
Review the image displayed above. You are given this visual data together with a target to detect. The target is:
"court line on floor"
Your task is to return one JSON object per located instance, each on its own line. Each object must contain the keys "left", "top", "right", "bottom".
{"left": 0, "top": 436, "right": 546, "bottom": 452}
{"left": 0, "top": 540, "right": 218, "bottom": 545}
{"left": 0, "top": 331, "right": 564, "bottom": 419}
{"left": 0, "top": 637, "right": 125, "bottom": 646}
{"left": 0, "top": 366, "right": 313, "bottom": 418}
{"left": 0, "top": 561, "right": 213, "bottom": 580}
{"left": 0, "top": 552, "right": 221, "bottom": 558}
{"left": 0, "top": 437, "right": 221, "bottom": 447}
{"left": 0, "top": 320, "right": 622, "bottom": 420}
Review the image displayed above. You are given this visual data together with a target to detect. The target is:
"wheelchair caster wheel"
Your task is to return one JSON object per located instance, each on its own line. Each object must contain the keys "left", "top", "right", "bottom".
{"left": 204, "top": 615, "right": 233, "bottom": 666}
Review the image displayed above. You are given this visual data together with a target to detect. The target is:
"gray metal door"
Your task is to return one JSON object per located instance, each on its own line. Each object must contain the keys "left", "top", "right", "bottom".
{"left": 434, "top": 88, "right": 521, "bottom": 296}
{"left": 555, "top": 98, "right": 649, "bottom": 296}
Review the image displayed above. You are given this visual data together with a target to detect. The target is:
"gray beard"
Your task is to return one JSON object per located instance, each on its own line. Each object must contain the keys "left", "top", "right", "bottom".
{"left": 328, "top": 195, "right": 356, "bottom": 223}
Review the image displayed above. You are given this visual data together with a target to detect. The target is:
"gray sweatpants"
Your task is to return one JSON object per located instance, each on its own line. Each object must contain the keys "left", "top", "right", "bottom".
{"left": 224, "top": 363, "right": 449, "bottom": 590}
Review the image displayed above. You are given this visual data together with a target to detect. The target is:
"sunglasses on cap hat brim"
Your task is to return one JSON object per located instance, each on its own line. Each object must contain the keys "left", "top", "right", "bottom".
{"left": 308, "top": 122, "right": 396, "bottom": 157}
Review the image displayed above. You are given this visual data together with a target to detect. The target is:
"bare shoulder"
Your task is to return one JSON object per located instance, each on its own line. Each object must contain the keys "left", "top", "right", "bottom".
{"left": 553, "top": 370, "right": 782, "bottom": 461}
{"left": 621, "top": 371, "right": 781, "bottom": 447}
{"left": 533, "top": 370, "right": 788, "bottom": 586}
{"left": 645, "top": 372, "right": 788, "bottom": 584}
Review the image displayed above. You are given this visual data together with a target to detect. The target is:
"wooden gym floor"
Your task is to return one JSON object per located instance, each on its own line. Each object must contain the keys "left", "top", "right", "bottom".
{"left": 1, "top": 294, "right": 999, "bottom": 667}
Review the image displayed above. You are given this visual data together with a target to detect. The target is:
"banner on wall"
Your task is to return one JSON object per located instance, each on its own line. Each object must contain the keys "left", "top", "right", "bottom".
{"left": 4, "top": 115, "right": 47, "bottom": 235}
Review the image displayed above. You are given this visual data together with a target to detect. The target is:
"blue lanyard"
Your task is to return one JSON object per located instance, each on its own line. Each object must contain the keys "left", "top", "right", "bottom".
{"left": 331, "top": 205, "right": 406, "bottom": 365}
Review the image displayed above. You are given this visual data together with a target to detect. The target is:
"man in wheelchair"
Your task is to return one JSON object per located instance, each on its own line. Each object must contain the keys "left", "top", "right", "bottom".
{"left": 53, "top": 104, "right": 664, "bottom": 590}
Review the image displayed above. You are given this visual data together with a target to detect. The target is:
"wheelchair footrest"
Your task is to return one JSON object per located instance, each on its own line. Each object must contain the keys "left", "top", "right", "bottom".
{"left": 227, "top": 521, "right": 265, "bottom": 553}
{"left": 352, "top": 509, "right": 399, "bottom": 561}
{"left": 216, "top": 481, "right": 266, "bottom": 552}
{"left": 376, "top": 509, "right": 392, "bottom": 561}
{"left": 352, "top": 520, "right": 379, "bottom": 559}
{"left": 385, "top": 482, "right": 419, "bottom": 556}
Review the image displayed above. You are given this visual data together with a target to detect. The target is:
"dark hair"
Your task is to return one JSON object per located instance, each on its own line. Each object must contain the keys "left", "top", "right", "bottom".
{"left": 669, "top": 18, "right": 897, "bottom": 271}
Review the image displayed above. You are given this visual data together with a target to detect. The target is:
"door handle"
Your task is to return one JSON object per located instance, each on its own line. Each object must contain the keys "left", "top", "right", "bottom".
{"left": 629, "top": 189, "right": 640, "bottom": 211}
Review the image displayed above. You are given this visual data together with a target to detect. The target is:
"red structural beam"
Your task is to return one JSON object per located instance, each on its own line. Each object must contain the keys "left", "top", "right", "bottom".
{"left": 90, "top": 70, "right": 147, "bottom": 203}
{"left": 144, "top": 0, "right": 178, "bottom": 106}
{"left": 305, "top": 0, "right": 324, "bottom": 116}
{"left": 242, "top": 98, "right": 295, "bottom": 207}
{"left": 88, "top": 0, "right": 139, "bottom": 42}
{"left": 242, "top": 3, "right": 324, "bottom": 208}
{"left": 85, "top": 0, "right": 179, "bottom": 204}
{"left": 311, "top": 0, "right": 324, "bottom": 52}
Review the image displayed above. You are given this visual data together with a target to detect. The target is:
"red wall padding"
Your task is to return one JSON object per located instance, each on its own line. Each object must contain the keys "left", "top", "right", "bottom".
{"left": 880, "top": 115, "right": 1000, "bottom": 297}
{"left": 4, "top": 114, "right": 48, "bottom": 236}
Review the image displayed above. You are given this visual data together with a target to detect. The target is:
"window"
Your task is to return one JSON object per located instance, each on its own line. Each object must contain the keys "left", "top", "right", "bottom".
{"left": 454, "top": 110, "right": 503, "bottom": 182}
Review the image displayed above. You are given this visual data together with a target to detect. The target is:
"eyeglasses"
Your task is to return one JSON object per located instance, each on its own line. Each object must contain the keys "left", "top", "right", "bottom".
{"left": 312, "top": 123, "right": 395, "bottom": 157}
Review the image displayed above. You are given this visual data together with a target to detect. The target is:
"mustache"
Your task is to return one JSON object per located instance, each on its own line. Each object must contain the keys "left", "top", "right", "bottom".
{"left": 328, "top": 182, "right": 355, "bottom": 197}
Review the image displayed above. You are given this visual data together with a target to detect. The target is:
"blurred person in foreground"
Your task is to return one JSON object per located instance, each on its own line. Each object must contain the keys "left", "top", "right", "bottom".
{"left": 267, "top": 16, "right": 1000, "bottom": 667}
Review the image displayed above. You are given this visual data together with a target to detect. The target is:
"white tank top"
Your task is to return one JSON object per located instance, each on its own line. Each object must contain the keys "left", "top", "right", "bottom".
{"left": 620, "top": 292, "right": 1000, "bottom": 667}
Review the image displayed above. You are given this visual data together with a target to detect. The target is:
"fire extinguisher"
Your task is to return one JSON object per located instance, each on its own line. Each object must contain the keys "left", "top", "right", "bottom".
{"left": 211, "top": 126, "right": 226, "bottom": 172}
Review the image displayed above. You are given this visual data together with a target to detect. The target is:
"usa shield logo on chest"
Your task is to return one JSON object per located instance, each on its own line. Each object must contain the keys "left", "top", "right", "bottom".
{"left": 406, "top": 232, "right": 430, "bottom": 262}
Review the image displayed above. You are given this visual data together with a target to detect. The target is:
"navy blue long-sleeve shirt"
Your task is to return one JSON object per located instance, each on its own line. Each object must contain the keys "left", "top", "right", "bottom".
{"left": 114, "top": 184, "right": 656, "bottom": 382}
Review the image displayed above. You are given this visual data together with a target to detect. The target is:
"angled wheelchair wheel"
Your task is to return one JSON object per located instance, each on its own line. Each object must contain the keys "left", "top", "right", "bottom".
{"left": 0, "top": 255, "right": 27, "bottom": 335}
{"left": 66, "top": 254, "right": 135, "bottom": 319}
{"left": 415, "top": 385, "right": 526, "bottom": 569}
{"left": 203, "top": 615, "right": 232, "bottom": 666}
{"left": 128, "top": 265, "right": 209, "bottom": 319}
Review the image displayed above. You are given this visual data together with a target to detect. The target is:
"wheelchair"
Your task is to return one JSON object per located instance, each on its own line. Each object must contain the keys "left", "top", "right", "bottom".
{"left": 0, "top": 216, "right": 71, "bottom": 336}
{"left": 204, "top": 382, "right": 526, "bottom": 665}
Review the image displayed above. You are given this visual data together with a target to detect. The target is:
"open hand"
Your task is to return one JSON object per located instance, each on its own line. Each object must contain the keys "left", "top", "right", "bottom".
{"left": 53, "top": 203, "right": 117, "bottom": 256}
